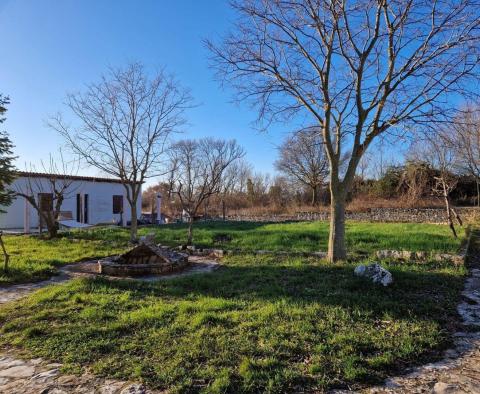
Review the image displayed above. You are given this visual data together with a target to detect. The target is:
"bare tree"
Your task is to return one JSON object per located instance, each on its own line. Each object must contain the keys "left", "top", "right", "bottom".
{"left": 219, "top": 160, "right": 244, "bottom": 220}
{"left": 451, "top": 106, "right": 480, "bottom": 205}
{"left": 410, "top": 133, "right": 462, "bottom": 236}
{"left": 275, "top": 127, "right": 328, "bottom": 205}
{"left": 207, "top": 0, "right": 480, "bottom": 261}
{"left": 399, "top": 161, "right": 432, "bottom": 205}
{"left": 14, "top": 156, "right": 79, "bottom": 239}
{"left": 169, "top": 138, "right": 245, "bottom": 244}
{"left": 50, "top": 63, "right": 191, "bottom": 242}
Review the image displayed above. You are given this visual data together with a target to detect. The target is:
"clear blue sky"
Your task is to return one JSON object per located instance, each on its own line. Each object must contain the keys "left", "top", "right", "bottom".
{"left": 0, "top": 0, "right": 287, "bottom": 179}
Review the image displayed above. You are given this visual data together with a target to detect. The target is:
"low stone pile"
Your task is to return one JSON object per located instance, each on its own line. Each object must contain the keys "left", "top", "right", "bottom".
{"left": 354, "top": 263, "right": 393, "bottom": 286}
{"left": 376, "top": 250, "right": 464, "bottom": 265}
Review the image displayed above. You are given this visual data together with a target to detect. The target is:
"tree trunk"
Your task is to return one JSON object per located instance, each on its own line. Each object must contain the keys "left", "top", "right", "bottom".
{"left": 311, "top": 186, "right": 317, "bottom": 206}
{"left": 44, "top": 212, "right": 58, "bottom": 239}
{"left": 130, "top": 202, "right": 138, "bottom": 242}
{"left": 46, "top": 222, "right": 58, "bottom": 239}
{"left": 442, "top": 185, "right": 457, "bottom": 238}
{"left": 222, "top": 198, "right": 226, "bottom": 221}
{"left": 187, "top": 218, "right": 193, "bottom": 245}
{"left": 451, "top": 207, "right": 463, "bottom": 227}
{"left": 328, "top": 186, "right": 347, "bottom": 262}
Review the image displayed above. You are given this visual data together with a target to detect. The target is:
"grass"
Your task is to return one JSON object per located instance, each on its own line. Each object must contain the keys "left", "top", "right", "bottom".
{"left": 71, "top": 221, "right": 464, "bottom": 254}
{"left": 0, "top": 235, "right": 127, "bottom": 285}
{"left": 0, "top": 254, "right": 466, "bottom": 392}
{"left": 0, "top": 221, "right": 464, "bottom": 285}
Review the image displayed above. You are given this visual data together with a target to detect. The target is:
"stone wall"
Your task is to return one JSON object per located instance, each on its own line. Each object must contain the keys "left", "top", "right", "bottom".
{"left": 225, "top": 207, "right": 480, "bottom": 224}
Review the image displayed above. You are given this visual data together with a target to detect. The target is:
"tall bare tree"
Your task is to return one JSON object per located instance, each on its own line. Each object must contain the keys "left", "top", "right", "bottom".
{"left": 219, "top": 159, "right": 245, "bottom": 220}
{"left": 207, "top": 0, "right": 480, "bottom": 261}
{"left": 275, "top": 127, "right": 328, "bottom": 205}
{"left": 51, "top": 63, "right": 191, "bottom": 241}
{"left": 451, "top": 106, "right": 480, "bottom": 205}
{"left": 169, "top": 138, "right": 245, "bottom": 244}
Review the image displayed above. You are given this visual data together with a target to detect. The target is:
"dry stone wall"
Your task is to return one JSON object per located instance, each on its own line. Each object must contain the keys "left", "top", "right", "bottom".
{"left": 225, "top": 207, "right": 480, "bottom": 224}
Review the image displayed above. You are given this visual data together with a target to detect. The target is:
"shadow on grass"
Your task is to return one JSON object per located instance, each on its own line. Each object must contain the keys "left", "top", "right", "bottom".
{"left": 0, "top": 256, "right": 467, "bottom": 392}
{"left": 89, "top": 261, "right": 464, "bottom": 324}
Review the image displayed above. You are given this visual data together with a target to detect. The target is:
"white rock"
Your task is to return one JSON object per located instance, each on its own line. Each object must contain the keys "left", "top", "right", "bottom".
{"left": 354, "top": 263, "right": 393, "bottom": 286}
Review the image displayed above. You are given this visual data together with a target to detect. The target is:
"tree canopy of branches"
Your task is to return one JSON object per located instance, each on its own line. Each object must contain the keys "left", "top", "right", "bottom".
{"left": 15, "top": 155, "right": 79, "bottom": 239}
{"left": 451, "top": 106, "right": 480, "bottom": 204}
{"left": 409, "top": 132, "right": 463, "bottom": 236}
{"left": 0, "top": 95, "right": 16, "bottom": 212}
{"left": 169, "top": 138, "right": 245, "bottom": 244}
{"left": 275, "top": 127, "right": 328, "bottom": 205}
{"left": 207, "top": 0, "right": 480, "bottom": 261}
{"left": 51, "top": 63, "right": 192, "bottom": 241}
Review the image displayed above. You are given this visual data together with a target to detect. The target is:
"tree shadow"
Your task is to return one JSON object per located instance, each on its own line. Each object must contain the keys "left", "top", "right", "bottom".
{"left": 91, "top": 261, "right": 465, "bottom": 324}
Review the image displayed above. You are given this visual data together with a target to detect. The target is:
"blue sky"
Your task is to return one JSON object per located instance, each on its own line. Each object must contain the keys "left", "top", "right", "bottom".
{"left": 0, "top": 0, "right": 287, "bottom": 179}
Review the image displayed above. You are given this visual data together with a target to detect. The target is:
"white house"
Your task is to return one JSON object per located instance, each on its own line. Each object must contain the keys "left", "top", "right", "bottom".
{"left": 0, "top": 172, "right": 142, "bottom": 231}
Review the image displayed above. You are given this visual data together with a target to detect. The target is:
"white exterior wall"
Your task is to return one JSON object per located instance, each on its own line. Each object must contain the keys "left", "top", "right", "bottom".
{"left": 0, "top": 176, "right": 142, "bottom": 229}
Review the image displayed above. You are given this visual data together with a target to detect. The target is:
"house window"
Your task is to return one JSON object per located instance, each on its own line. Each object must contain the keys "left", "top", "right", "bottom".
{"left": 113, "top": 195, "right": 123, "bottom": 214}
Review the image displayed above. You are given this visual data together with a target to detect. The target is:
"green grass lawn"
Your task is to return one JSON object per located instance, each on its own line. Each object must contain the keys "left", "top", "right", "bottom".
{"left": 0, "top": 236, "right": 127, "bottom": 285}
{"left": 0, "top": 254, "right": 466, "bottom": 392}
{"left": 0, "top": 221, "right": 464, "bottom": 286}
{"left": 71, "top": 221, "right": 464, "bottom": 254}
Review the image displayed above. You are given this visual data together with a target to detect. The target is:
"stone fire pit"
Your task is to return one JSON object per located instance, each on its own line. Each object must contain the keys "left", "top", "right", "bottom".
{"left": 98, "top": 240, "right": 189, "bottom": 277}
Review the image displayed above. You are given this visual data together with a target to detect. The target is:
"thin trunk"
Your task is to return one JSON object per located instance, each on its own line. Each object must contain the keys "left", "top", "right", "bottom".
{"left": 443, "top": 185, "right": 457, "bottom": 238}
{"left": 130, "top": 202, "right": 138, "bottom": 242}
{"left": 451, "top": 207, "right": 463, "bottom": 227}
{"left": 187, "top": 218, "right": 193, "bottom": 245}
{"left": 311, "top": 186, "right": 317, "bottom": 206}
{"left": 222, "top": 198, "right": 226, "bottom": 221}
{"left": 0, "top": 232, "right": 9, "bottom": 273}
{"left": 328, "top": 185, "right": 347, "bottom": 262}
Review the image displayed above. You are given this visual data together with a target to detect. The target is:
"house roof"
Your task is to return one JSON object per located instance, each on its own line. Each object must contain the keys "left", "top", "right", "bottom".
{"left": 15, "top": 171, "right": 126, "bottom": 184}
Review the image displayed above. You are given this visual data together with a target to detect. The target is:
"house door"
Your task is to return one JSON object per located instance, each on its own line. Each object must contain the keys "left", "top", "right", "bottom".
{"left": 76, "top": 194, "right": 89, "bottom": 224}
{"left": 38, "top": 193, "right": 53, "bottom": 232}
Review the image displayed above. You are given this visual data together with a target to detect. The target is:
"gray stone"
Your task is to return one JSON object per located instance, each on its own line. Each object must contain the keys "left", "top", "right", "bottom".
{"left": 0, "top": 359, "right": 24, "bottom": 369}
{"left": 120, "top": 384, "right": 146, "bottom": 394}
{"left": 432, "top": 382, "right": 461, "bottom": 394}
{"left": 32, "top": 368, "right": 59, "bottom": 382}
{"left": 0, "top": 365, "right": 36, "bottom": 378}
{"left": 99, "top": 382, "right": 129, "bottom": 394}
{"left": 212, "top": 249, "right": 225, "bottom": 258}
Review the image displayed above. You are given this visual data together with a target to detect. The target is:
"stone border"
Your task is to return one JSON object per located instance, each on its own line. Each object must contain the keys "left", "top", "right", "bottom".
{"left": 178, "top": 245, "right": 329, "bottom": 259}
{"left": 374, "top": 250, "right": 464, "bottom": 265}
{"left": 180, "top": 244, "right": 466, "bottom": 264}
